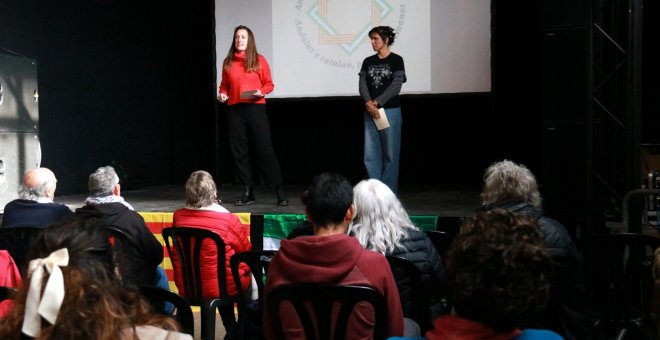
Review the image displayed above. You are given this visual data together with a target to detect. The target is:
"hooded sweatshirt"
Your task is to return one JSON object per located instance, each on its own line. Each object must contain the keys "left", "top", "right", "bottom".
{"left": 263, "top": 233, "right": 404, "bottom": 339}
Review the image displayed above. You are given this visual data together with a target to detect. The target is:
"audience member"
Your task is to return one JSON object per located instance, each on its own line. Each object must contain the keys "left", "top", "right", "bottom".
{"left": 0, "top": 216, "right": 191, "bottom": 339}
{"left": 480, "top": 159, "right": 589, "bottom": 339}
{"left": 172, "top": 170, "right": 252, "bottom": 338}
{"left": 425, "top": 208, "right": 562, "bottom": 340}
{"left": 263, "top": 172, "right": 406, "bottom": 339}
{"left": 2, "top": 167, "right": 72, "bottom": 228}
{"left": 351, "top": 179, "right": 445, "bottom": 317}
{"left": 75, "top": 166, "right": 166, "bottom": 291}
{"left": 0, "top": 250, "right": 21, "bottom": 318}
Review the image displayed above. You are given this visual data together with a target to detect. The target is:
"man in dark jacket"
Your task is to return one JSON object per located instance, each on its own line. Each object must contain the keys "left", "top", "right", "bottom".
{"left": 479, "top": 159, "right": 592, "bottom": 340}
{"left": 2, "top": 167, "right": 72, "bottom": 227}
{"left": 75, "top": 166, "right": 164, "bottom": 289}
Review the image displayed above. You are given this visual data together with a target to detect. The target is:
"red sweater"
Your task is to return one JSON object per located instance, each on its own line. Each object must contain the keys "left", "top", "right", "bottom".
{"left": 218, "top": 52, "right": 274, "bottom": 106}
{"left": 171, "top": 209, "right": 252, "bottom": 298}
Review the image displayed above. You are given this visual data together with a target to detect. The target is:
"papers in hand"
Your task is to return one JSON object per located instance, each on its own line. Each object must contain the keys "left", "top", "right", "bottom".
{"left": 373, "top": 108, "right": 390, "bottom": 130}
{"left": 240, "top": 90, "right": 260, "bottom": 99}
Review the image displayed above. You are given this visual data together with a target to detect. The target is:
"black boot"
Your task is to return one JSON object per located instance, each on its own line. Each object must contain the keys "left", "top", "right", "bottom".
{"left": 276, "top": 185, "right": 289, "bottom": 206}
{"left": 235, "top": 185, "right": 255, "bottom": 206}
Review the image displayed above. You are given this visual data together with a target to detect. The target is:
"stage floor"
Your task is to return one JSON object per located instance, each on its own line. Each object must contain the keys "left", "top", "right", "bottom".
{"left": 56, "top": 184, "right": 481, "bottom": 218}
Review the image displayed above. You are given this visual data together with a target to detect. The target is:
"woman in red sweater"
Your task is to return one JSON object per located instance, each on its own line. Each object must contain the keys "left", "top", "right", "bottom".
{"left": 172, "top": 170, "right": 252, "bottom": 338}
{"left": 218, "top": 25, "right": 288, "bottom": 207}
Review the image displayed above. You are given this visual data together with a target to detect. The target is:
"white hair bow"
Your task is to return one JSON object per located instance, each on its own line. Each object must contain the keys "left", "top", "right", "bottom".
{"left": 21, "top": 248, "right": 69, "bottom": 337}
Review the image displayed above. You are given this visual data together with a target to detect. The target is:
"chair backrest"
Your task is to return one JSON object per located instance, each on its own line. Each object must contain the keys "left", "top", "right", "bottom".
{"left": 138, "top": 285, "right": 194, "bottom": 336}
{"left": 385, "top": 255, "right": 423, "bottom": 318}
{"left": 386, "top": 255, "right": 445, "bottom": 334}
{"left": 103, "top": 225, "right": 143, "bottom": 287}
{"left": 424, "top": 230, "right": 454, "bottom": 260}
{"left": 578, "top": 233, "right": 660, "bottom": 330}
{"left": 266, "top": 283, "right": 388, "bottom": 340}
{"left": 0, "top": 226, "right": 45, "bottom": 274}
{"left": 161, "top": 226, "right": 233, "bottom": 305}
{"left": 229, "top": 250, "right": 278, "bottom": 340}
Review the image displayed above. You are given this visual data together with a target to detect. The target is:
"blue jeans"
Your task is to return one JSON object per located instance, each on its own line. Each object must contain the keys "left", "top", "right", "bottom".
{"left": 363, "top": 107, "right": 402, "bottom": 194}
{"left": 154, "top": 266, "right": 175, "bottom": 315}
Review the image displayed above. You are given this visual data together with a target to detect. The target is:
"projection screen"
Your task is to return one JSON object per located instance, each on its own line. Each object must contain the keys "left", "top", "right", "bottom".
{"left": 215, "top": 0, "right": 491, "bottom": 98}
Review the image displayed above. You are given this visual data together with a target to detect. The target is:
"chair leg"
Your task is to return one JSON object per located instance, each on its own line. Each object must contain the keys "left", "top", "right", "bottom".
{"left": 201, "top": 300, "right": 219, "bottom": 340}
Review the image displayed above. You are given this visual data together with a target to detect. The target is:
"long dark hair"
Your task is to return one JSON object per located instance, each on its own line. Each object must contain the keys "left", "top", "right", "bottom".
{"left": 222, "top": 25, "right": 260, "bottom": 72}
{"left": 0, "top": 217, "right": 180, "bottom": 339}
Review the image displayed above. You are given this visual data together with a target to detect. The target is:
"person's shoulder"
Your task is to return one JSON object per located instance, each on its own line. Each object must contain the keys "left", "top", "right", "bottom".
{"left": 122, "top": 325, "right": 193, "bottom": 340}
{"left": 359, "top": 246, "right": 388, "bottom": 264}
{"left": 515, "top": 328, "right": 564, "bottom": 340}
{"left": 257, "top": 54, "right": 270, "bottom": 63}
{"left": 363, "top": 53, "right": 379, "bottom": 62}
{"left": 4, "top": 199, "right": 34, "bottom": 208}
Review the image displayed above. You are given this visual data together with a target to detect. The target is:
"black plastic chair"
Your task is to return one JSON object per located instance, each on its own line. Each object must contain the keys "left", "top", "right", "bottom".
{"left": 578, "top": 233, "right": 660, "bottom": 339}
{"left": 266, "top": 283, "right": 388, "bottom": 340}
{"left": 386, "top": 255, "right": 448, "bottom": 334}
{"left": 139, "top": 285, "right": 194, "bottom": 336}
{"left": 162, "top": 226, "right": 240, "bottom": 340}
{"left": 229, "top": 250, "right": 278, "bottom": 340}
{"left": 424, "top": 230, "right": 454, "bottom": 261}
{"left": 0, "top": 226, "right": 44, "bottom": 274}
{"left": 385, "top": 256, "right": 424, "bottom": 320}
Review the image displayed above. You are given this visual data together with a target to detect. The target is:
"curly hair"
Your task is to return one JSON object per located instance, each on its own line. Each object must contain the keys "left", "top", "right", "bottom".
{"left": 0, "top": 217, "right": 180, "bottom": 339}
{"left": 446, "top": 208, "right": 553, "bottom": 332}
{"left": 480, "top": 159, "right": 542, "bottom": 209}
{"left": 184, "top": 170, "right": 217, "bottom": 208}
{"left": 350, "top": 179, "right": 418, "bottom": 254}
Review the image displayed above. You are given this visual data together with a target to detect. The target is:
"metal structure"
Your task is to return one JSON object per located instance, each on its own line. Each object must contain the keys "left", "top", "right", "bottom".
{"left": 587, "top": 0, "right": 644, "bottom": 234}
{"left": 0, "top": 54, "right": 41, "bottom": 212}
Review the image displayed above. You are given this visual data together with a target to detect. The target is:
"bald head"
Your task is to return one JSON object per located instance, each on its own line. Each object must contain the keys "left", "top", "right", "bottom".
{"left": 19, "top": 167, "right": 57, "bottom": 200}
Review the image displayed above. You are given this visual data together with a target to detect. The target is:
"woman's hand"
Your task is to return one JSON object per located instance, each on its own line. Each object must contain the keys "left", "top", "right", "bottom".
{"left": 218, "top": 93, "right": 229, "bottom": 103}
{"left": 365, "top": 100, "right": 380, "bottom": 119}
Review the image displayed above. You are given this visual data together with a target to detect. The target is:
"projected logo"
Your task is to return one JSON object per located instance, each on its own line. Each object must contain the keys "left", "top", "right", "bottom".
{"left": 308, "top": 0, "right": 393, "bottom": 54}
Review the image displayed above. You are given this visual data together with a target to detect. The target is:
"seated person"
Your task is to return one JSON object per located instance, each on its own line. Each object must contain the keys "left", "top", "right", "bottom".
{"left": 479, "top": 160, "right": 588, "bottom": 339}
{"left": 425, "top": 208, "right": 562, "bottom": 340}
{"left": 264, "top": 172, "right": 405, "bottom": 339}
{"left": 2, "top": 167, "right": 72, "bottom": 227}
{"left": 351, "top": 179, "right": 445, "bottom": 320}
{"left": 75, "top": 166, "right": 165, "bottom": 290}
{"left": 0, "top": 216, "right": 191, "bottom": 339}
{"left": 172, "top": 170, "right": 252, "bottom": 338}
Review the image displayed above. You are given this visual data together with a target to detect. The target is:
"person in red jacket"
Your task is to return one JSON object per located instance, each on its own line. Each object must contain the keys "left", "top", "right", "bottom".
{"left": 263, "top": 172, "right": 405, "bottom": 339}
{"left": 172, "top": 170, "right": 252, "bottom": 338}
{"left": 218, "top": 25, "right": 288, "bottom": 207}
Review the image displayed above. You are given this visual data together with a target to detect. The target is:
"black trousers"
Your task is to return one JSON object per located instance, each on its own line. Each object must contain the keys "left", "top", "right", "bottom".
{"left": 227, "top": 103, "right": 283, "bottom": 187}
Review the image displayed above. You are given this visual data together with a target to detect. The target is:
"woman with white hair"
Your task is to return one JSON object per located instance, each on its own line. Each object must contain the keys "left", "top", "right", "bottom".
{"left": 350, "top": 179, "right": 445, "bottom": 318}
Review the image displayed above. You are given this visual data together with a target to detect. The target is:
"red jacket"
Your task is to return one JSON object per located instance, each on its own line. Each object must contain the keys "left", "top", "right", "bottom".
{"left": 171, "top": 209, "right": 252, "bottom": 298}
{"left": 263, "top": 234, "right": 404, "bottom": 339}
{"left": 0, "top": 250, "right": 21, "bottom": 318}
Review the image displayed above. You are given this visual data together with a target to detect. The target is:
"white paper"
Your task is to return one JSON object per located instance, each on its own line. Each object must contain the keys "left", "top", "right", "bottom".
{"left": 374, "top": 108, "right": 390, "bottom": 130}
